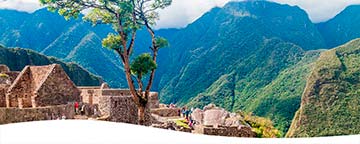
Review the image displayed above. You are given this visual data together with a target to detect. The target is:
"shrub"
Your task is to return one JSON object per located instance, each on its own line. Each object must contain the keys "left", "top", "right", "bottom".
{"left": 239, "top": 111, "right": 282, "bottom": 138}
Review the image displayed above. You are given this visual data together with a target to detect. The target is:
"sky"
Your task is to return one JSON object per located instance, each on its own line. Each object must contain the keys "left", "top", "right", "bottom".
{"left": 0, "top": 0, "right": 359, "bottom": 29}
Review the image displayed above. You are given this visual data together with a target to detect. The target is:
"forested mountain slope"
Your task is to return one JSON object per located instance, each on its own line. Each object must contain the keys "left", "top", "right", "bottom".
{"left": 0, "top": 45, "right": 102, "bottom": 86}
{"left": 287, "top": 39, "right": 360, "bottom": 137}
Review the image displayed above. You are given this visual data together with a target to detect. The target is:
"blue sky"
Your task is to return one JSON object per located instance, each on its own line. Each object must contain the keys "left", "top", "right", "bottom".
{"left": 0, "top": 0, "right": 359, "bottom": 29}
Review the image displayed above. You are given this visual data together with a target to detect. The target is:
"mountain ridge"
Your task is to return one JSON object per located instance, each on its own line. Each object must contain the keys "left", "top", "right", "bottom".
{"left": 0, "top": 45, "right": 103, "bottom": 86}
{"left": 0, "top": 1, "right": 359, "bottom": 136}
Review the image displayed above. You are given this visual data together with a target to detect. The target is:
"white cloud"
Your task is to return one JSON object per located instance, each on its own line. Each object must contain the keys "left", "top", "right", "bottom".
{"left": 270, "top": 0, "right": 360, "bottom": 23}
{"left": 0, "top": 0, "right": 42, "bottom": 13}
{"left": 155, "top": 0, "right": 232, "bottom": 29}
{"left": 0, "top": 0, "right": 360, "bottom": 29}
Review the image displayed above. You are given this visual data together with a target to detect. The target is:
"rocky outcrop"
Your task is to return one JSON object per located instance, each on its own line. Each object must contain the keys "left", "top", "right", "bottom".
{"left": 192, "top": 104, "right": 255, "bottom": 137}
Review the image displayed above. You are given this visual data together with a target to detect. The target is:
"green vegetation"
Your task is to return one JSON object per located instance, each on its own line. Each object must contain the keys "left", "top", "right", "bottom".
{"left": 187, "top": 38, "right": 313, "bottom": 136}
{"left": 239, "top": 111, "right": 281, "bottom": 138}
{"left": 287, "top": 39, "right": 360, "bottom": 137}
{"left": 40, "top": 0, "right": 172, "bottom": 125}
{"left": 247, "top": 50, "right": 322, "bottom": 135}
{"left": 0, "top": 46, "right": 102, "bottom": 86}
{"left": 317, "top": 5, "right": 360, "bottom": 48}
{"left": 174, "top": 119, "right": 190, "bottom": 129}
{"left": 0, "top": 73, "right": 9, "bottom": 78}
{"left": 0, "top": 1, "right": 359, "bottom": 137}
{"left": 0, "top": 8, "right": 127, "bottom": 87}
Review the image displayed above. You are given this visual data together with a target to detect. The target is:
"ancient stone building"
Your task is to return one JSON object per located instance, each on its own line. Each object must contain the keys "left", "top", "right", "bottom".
{"left": 78, "top": 84, "right": 159, "bottom": 124}
{"left": 0, "top": 65, "right": 19, "bottom": 107}
{"left": 6, "top": 64, "right": 80, "bottom": 108}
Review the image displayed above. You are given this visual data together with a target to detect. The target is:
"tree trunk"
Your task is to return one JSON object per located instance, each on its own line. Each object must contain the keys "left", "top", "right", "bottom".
{"left": 138, "top": 105, "right": 146, "bottom": 125}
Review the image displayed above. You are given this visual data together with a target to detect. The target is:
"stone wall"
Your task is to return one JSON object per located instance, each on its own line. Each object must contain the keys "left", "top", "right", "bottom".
{"left": 99, "top": 96, "right": 138, "bottom": 124}
{"left": 5, "top": 71, "right": 20, "bottom": 83}
{"left": 6, "top": 66, "right": 32, "bottom": 108}
{"left": 98, "top": 95, "right": 152, "bottom": 125}
{"left": 78, "top": 87, "right": 102, "bottom": 105}
{"left": 101, "top": 89, "right": 131, "bottom": 96}
{"left": 0, "top": 104, "right": 75, "bottom": 125}
{"left": 0, "top": 85, "right": 9, "bottom": 107}
{"left": 147, "top": 92, "right": 159, "bottom": 109}
{"left": 199, "top": 125, "right": 256, "bottom": 137}
{"left": 35, "top": 65, "right": 80, "bottom": 107}
{"left": 151, "top": 108, "right": 180, "bottom": 117}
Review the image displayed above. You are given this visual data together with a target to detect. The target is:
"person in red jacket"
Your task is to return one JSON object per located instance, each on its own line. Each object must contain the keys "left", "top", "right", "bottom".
{"left": 74, "top": 102, "right": 79, "bottom": 114}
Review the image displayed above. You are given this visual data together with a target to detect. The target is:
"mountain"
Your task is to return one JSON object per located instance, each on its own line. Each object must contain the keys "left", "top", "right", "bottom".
{"left": 0, "top": 9, "right": 127, "bottom": 87}
{"left": 0, "top": 44, "right": 102, "bottom": 86}
{"left": 286, "top": 39, "right": 360, "bottom": 137}
{"left": 317, "top": 5, "right": 360, "bottom": 48}
{"left": 157, "top": 1, "right": 325, "bottom": 105}
{"left": 0, "top": 1, "right": 359, "bottom": 136}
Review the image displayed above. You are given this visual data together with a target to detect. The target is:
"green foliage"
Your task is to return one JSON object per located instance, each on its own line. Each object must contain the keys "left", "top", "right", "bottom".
{"left": 287, "top": 39, "right": 360, "bottom": 137}
{"left": 39, "top": 0, "right": 172, "bottom": 92}
{"left": 0, "top": 73, "right": 9, "bottom": 78}
{"left": 102, "top": 34, "right": 123, "bottom": 51}
{"left": 155, "top": 36, "right": 169, "bottom": 48}
{"left": 84, "top": 8, "right": 115, "bottom": 26}
{"left": 174, "top": 119, "right": 190, "bottom": 129}
{"left": 317, "top": 5, "right": 360, "bottom": 48}
{"left": 239, "top": 112, "right": 282, "bottom": 138}
{"left": 186, "top": 38, "right": 309, "bottom": 136}
{"left": 130, "top": 53, "right": 157, "bottom": 76}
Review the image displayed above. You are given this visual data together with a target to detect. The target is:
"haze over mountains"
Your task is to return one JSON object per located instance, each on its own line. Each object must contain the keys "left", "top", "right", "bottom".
{"left": 0, "top": 1, "right": 359, "bottom": 137}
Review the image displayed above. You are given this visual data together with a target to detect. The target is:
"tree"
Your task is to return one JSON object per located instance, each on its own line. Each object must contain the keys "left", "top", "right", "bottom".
{"left": 39, "top": 0, "right": 171, "bottom": 125}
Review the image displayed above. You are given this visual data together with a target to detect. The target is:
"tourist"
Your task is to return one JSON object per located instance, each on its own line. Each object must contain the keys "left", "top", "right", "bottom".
{"left": 74, "top": 101, "right": 79, "bottom": 114}
{"left": 81, "top": 104, "right": 86, "bottom": 115}
{"left": 185, "top": 109, "right": 190, "bottom": 120}
{"left": 181, "top": 107, "right": 186, "bottom": 117}
{"left": 188, "top": 116, "right": 194, "bottom": 128}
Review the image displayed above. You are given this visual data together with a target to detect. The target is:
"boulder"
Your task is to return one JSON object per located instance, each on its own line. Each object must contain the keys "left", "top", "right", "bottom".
{"left": 203, "top": 108, "right": 229, "bottom": 126}
{"left": 0, "top": 65, "right": 10, "bottom": 73}
{"left": 191, "top": 108, "right": 203, "bottom": 125}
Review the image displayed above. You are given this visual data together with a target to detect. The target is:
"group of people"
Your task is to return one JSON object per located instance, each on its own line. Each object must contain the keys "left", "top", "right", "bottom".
{"left": 74, "top": 101, "right": 87, "bottom": 115}
{"left": 180, "top": 107, "right": 195, "bottom": 127}
{"left": 74, "top": 101, "right": 99, "bottom": 117}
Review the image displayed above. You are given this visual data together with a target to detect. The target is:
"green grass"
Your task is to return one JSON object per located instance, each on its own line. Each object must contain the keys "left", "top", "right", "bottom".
{"left": 174, "top": 119, "right": 190, "bottom": 129}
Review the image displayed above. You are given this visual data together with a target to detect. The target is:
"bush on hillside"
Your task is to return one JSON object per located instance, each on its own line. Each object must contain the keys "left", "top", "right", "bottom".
{"left": 239, "top": 111, "right": 282, "bottom": 138}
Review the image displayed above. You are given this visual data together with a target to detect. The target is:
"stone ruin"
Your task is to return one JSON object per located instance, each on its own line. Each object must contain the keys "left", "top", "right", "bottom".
{"left": 191, "top": 104, "right": 256, "bottom": 137}
{"left": 78, "top": 84, "right": 159, "bottom": 125}
{"left": 6, "top": 64, "right": 80, "bottom": 108}
{"left": 0, "top": 64, "right": 78, "bottom": 124}
{"left": 0, "top": 64, "right": 161, "bottom": 125}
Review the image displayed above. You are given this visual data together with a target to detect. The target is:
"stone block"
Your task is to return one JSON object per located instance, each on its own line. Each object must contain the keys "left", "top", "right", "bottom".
{"left": 151, "top": 108, "right": 180, "bottom": 117}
